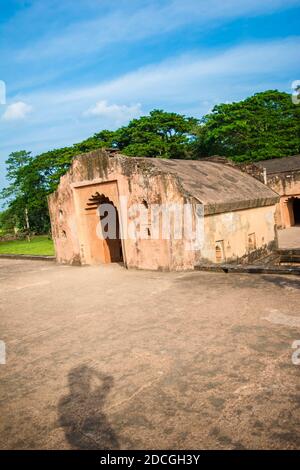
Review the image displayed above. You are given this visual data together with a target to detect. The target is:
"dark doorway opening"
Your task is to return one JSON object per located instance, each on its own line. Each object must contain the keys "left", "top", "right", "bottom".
{"left": 98, "top": 195, "right": 123, "bottom": 263}
{"left": 86, "top": 192, "right": 123, "bottom": 263}
{"left": 293, "top": 198, "right": 300, "bottom": 225}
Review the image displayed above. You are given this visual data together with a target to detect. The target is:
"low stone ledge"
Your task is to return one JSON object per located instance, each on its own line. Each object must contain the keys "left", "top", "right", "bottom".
{"left": 194, "top": 263, "right": 300, "bottom": 275}
{"left": 276, "top": 248, "right": 300, "bottom": 255}
{"left": 0, "top": 254, "right": 56, "bottom": 262}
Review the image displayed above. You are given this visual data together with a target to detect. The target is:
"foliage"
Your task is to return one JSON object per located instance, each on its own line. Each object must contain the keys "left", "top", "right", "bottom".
{"left": 0, "top": 110, "right": 197, "bottom": 233}
{"left": 0, "top": 208, "right": 19, "bottom": 236}
{"left": 193, "top": 90, "right": 300, "bottom": 162}
{"left": 0, "top": 151, "right": 50, "bottom": 234}
{"left": 1, "top": 93, "right": 299, "bottom": 233}
{"left": 111, "top": 109, "right": 198, "bottom": 159}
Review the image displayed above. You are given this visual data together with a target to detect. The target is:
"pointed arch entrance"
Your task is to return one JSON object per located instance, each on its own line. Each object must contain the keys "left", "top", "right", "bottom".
{"left": 283, "top": 196, "right": 300, "bottom": 227}
{"left": 74, "top": 181, "right": 124, "bottom": 265}
{"left": 85, "top": 192, "right": 123, "bottom": 263}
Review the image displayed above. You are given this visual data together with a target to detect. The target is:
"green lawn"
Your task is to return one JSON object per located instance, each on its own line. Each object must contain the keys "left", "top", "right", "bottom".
{"left": 0, "top": 235, "right": 55, "bottom": 256}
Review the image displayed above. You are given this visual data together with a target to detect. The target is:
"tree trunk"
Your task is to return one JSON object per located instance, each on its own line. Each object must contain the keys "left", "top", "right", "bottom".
{"left": 25, "top": 207, "right": 31, "bottom": 242}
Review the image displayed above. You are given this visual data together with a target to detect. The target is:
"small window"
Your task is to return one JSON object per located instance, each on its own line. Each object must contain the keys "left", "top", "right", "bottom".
{"left": 215, "top": 240, "right": 224, "bottom": 263}
{"left": 59, "top": 209, "right": 63, "bottom": 221}
{"left": 215, "top": 246, "right": 222, "bottom": 262}
{"left": 248, "top": 233, "right": 256, "bottom": 252}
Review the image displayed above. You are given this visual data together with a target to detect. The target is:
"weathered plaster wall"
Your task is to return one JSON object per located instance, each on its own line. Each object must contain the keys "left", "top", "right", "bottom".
{"left": 49, "top": 151, "right": 196, "bottom": 270}
{"left": 49, "top": 150, "right": 278, "bottom": 270}
{"left": 266, "top": 171, "right": 300, "bottom": 197}
{"left": 239, "top": 163, "right": 300, "bottom": 229}
{"left": 200, "top": 205, "right": 277, "bottom": 264}
{"left": 48, "top": 183, "right": 81, "bottom": 265}
{"left": 266, "top": 172, "right": 300, "bottom": 228}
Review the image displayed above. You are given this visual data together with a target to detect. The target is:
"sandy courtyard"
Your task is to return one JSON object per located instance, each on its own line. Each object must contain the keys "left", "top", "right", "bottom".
{"left": 0, "top": 259, "right": 299, "bottom": 449}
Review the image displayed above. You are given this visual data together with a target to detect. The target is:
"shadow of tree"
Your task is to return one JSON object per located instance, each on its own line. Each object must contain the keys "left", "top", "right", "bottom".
{"left": 58, "top": 365, "right": 119, "bottom": 449}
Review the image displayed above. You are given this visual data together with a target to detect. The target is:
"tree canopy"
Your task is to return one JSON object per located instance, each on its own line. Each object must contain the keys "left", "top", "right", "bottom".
{"left": 111, "top": 109, "right": 198, "bottom": 159}
{"left": 0, "top": 151, "right": 50, "bottom": 234}
{"left": 194, "top": 90, "right": 300, "bottom": 162}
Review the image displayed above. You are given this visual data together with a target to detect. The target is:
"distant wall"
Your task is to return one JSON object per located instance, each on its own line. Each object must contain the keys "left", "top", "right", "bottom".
{"left": 199, "top": 205, "right": 277, "bottom": 264}
{"left": 238, "top": 163, "right": 300, "bottom": 229}
{"left": 266, "top": 171, "right": 300, "bottom": 228}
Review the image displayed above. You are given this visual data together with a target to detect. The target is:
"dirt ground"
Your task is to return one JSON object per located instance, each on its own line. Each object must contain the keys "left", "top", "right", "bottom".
{"left": 0, "top": 259, "right": 299, "bottom": 450}
{"left": 278, "top": 226, "right": 300, "bottom": 249}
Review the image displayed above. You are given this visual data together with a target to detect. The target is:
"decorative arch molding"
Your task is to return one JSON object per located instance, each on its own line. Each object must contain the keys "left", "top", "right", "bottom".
{"left": 85, "top": 192, "right": 113, "bottom": 211}
{"left": 74, "top": 181, "right": 124, "bottom": 265}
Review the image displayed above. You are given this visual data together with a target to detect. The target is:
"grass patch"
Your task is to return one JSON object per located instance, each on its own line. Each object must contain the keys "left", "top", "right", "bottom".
{"left": 0, "top": 235, "right": 55, "bottom": 256}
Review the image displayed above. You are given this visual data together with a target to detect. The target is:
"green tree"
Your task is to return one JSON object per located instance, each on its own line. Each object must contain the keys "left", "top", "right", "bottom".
{"left": 113, "top": 109, "right": 198, "bottom": 159}
{"left": 193, "top": 90, "right": 300, "bottom": 162}
{"left": 31, "top": 130, "right": 114, "bottom": 194}
{"left": 2, "top": 98, "right": 299, "bottom": 234}
{"left": 0, "top": 208, "right": 19, "bottom": 236}
{"left": 1, "top": 151, "right": 49, "bottom": 234}
{"left": 0, "top": 133, "right": 114, "bottom": 233}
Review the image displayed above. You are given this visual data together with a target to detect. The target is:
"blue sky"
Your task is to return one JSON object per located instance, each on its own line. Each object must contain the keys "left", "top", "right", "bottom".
{"left": 0, "top": 0, "right": 300, "bottom": 190}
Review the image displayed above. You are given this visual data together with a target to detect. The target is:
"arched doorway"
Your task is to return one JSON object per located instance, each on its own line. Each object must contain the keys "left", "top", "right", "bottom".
{"left": 293, "top": 198, "right": 300, "bottom": 225}
{"left": 85, "top": 192, "right": 123, "bottom": 264}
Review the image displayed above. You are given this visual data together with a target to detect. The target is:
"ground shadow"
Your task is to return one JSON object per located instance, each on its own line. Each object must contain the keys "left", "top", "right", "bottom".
{"left": 58, "top": 365, "right": 119, "bottom": 449}
{"left": 261, "top": 276, "right": 300, "bottom": 290}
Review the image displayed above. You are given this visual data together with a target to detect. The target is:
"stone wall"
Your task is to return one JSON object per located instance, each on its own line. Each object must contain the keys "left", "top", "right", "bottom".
{"left": 238, "top": 162, "right": 300, "bottom": 229}
{"left": 48, "top": 150, "right": 196, "bottom": 270}
{"left": 200, "top": 205, "right": 277, "bottom": 264}
{"left": 48, "top": 150, "right": 278, "bottom": 270}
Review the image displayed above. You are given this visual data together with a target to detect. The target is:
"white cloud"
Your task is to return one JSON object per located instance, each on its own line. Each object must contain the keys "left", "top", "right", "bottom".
{"left": 2, "top": 101, "right": 32, "bottom": 121}
{"left": 28, "top": 37, "right": 298, "bottom": 110}
{"left": 0, "top": 37, "right": 299, "bottom": 160}
{"left": 84, "top": 100, "right": 142, "bottom": 124}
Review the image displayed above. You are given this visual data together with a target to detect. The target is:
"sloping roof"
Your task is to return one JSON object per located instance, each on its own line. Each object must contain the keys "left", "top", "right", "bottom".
{"left": 70, "top": 150, "right": 279, "bottom": 215}
{"left": 148, "top": 158, "right": 279, "bottom": 215}
{"left": 256, "top": 155, "right": 300, "bottom": 174}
